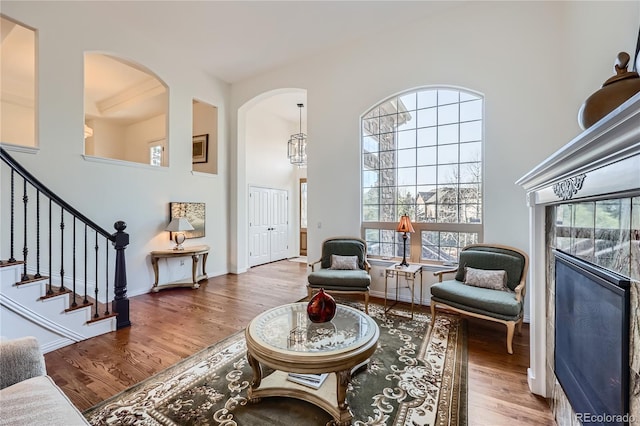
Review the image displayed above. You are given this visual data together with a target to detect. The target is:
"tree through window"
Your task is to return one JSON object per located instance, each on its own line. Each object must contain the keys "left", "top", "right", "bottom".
{"left": 361, "top": 87, "right": 483, "bottom": 263}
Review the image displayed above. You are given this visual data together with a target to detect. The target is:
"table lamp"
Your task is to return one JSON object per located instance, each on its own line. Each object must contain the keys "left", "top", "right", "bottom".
{"left": 396, "top": 215, "right": 415, "bottom": 267}
{"left": 166, "top": 217, "right": 194, "bottom": 250}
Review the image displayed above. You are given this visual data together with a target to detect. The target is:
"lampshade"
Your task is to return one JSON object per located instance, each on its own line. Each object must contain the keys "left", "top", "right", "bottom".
{"left": 165, "top": 217, "right": 194, "bottom": 232}
{"left": 287, "top": 103, "right": 307, "bottom": 167}
{"left": 396, "top": 215, "right": 415, "bottom": 233}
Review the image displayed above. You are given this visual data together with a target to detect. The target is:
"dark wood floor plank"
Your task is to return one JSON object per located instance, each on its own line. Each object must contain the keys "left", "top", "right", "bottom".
{"left": 44, "top": 260, "right": 555, "bottom": 424}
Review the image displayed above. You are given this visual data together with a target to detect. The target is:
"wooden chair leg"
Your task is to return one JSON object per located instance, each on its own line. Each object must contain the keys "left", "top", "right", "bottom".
{"left": 516, "top": 318, "right": 523, "bottom": 335}
{"left": 430, "top": 302, "right": 437, "bottom": 325}
{"left": 506, "top": 321, "right": 515, "bottom": 355}
{"left": 307, "top": 286, "right": 313, "bottom": 300}
{"left": 364, "top": 292, "right": 369, "bottom": 314}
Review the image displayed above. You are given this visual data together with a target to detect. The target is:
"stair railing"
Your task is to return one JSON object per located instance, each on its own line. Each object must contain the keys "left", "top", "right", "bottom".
{"left": 0, "top": 147, "right": 130, "bottom": 329}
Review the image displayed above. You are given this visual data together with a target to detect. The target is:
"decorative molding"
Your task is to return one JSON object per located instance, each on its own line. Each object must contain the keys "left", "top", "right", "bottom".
{"left": 0, "top": 293, "right": 86, "bottom": 342}
{"left": 552, "top": 174, "right": 586, "bottom": 201}
{"left": 96, "top": 77, "right": 165, "bottom": 116}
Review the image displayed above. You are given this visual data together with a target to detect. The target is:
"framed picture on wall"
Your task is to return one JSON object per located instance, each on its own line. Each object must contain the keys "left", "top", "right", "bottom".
{"left": 169, "top": 202, "right": 205, "bottom": 239}
{"left": 192, "top": 134, "right": 209, "bottom": 163}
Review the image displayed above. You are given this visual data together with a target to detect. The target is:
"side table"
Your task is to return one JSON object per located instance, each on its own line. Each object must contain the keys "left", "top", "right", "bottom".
{"left": 150, "top": 245, "right": 209, "bottom": 292}
{"left": 384, "top": 263, "right": 423, "bottom": 318}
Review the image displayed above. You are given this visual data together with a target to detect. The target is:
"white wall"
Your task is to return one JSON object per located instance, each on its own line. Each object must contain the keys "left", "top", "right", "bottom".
{"left": 0, "top": 1, "right": 230, "bottom": 299}
{"left": 231, "top": 1, "right": 640, "bottom": 319}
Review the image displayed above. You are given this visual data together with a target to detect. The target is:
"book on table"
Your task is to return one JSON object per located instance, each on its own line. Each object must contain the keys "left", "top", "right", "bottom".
{"left": 286, "top": 373, "right": 329, "bottom": 389}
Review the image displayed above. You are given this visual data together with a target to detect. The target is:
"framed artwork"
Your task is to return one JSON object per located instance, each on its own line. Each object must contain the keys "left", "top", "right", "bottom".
{"left": 169, "top": 202, "right": 205, "bottom": 239}
{"left": 192, "top": 134, "right": 209, "bottom": 163}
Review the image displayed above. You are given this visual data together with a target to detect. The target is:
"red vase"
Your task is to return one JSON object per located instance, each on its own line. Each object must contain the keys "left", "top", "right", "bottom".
{"left": 307, "top": 289, "right": 336, "bottom": 323}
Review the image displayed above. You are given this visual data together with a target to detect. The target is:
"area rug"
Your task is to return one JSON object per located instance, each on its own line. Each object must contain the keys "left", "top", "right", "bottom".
{"left": 84, "top": 302, "right": 467, "bottom": 425}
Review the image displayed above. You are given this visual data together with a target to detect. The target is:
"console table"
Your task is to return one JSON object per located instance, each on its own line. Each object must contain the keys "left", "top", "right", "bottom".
{"left": 150, "top": 245, "right": 209, "bottom": 292}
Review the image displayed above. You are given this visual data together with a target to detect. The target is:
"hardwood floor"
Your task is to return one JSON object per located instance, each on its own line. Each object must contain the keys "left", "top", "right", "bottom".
{"left": 45, "top": 260, "right": 555, "bottom": 425}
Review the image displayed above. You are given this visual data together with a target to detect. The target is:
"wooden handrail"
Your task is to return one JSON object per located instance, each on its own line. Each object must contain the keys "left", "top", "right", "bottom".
{"left": 0, "top": 147, "right": 112, "bottom": 240}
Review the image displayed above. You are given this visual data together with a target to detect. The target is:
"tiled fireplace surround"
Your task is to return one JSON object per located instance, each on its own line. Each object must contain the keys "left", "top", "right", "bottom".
{"left": 517, "top": 93, "right": 640, "bottom": 425}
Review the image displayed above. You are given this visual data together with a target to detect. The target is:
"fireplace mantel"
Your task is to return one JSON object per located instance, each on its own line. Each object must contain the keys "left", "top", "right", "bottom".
{"left": 517, "top": 91, "right": 640, "bottom": 401}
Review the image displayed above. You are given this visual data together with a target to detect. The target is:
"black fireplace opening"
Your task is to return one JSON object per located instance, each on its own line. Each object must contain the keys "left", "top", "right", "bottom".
{"left": 554, "top": 250, "right": 631, "bottom": 426}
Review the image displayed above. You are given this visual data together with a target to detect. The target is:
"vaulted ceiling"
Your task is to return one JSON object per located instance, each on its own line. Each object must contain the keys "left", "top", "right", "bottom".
{"left": 1, "top": 2, "right": 463, "bottom": 126}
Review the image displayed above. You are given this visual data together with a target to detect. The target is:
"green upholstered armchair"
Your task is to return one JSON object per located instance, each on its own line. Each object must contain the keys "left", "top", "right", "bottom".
{"left": 430, "top": 244, "right": 529, "bottom": 354}
{"left": 307, "top": 237, "right": 371, "bottom": 314}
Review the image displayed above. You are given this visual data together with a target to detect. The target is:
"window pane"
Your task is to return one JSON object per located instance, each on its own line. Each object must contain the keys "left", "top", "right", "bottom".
{"left": 460, "top": 99, "right": 482, "bottom": 121}
{"left": 363, "top": 135, "right": 379, "bottom": 153}
{"left": 417, "top": 146, "right": 437, "bottom": 166}
{"left": 398, "top": 129, "right": 416, "bottom": 149}
{"left": 379, "top": 150, "right": 395, "bottom": 168}
{"left": 150, "top": 146, "right": 162, "bottom": 166}
{"left": 417, "top": 90, "right": 437, "bottom": 108}
{"left": 438, "top": 90, "right": 459, "bottom": 105}
{"left": 363, "top": 188, "right": 379, "bottom": 204}
{"left": 460, "top": 162, "right": 481, "bottom": 183}
{"left": 417, "top": 127, "right": 437, "bottom": 147}
{"left": 363, "top": 205, "right": 379, "bottom": 221}
{"left": 438, "top": 164, "right": 458, "bottom": 184}
{"left": 460, "top": 121, "right": 482, "bottom": 142}
{"left": 438, "top": 104, "right": 459, "bottom": 125}
{"left": 397, "top": 111, "right": 417, "bottom": 131}
{"left": 399, "top": 93, "right": 417, "bottom": 111}
{"left": 422, "top": 231, "right": 440, "bottom": 260}
{"left": 381, "top": 229, "right": 397, "bottom": 258}
{"left": 438, "top": 204, "right": 458, "bottom": 223}
{"left": 363, "top": 118, "right": 379, "bottom": 136}
{"left": 417, "top": 108, "right": 437, "bottom": 128}
{"left": 460, "top": 92, "right": 479, "bottom": 102}
{"left": 460, "top": 141, "right": 481, "bottom": 163}
{"left": 417, "top": 166, "right": 436, "bottom": 185}
{"left": 363, "top": 170, "right": 378, "bottom": 187}
{"left": 398, "top": 148, "right": 416, "bottom": 167}
{"left": 397, "top": 167, "right": 416, "bottom": 186}
{"left": 438, "top": 124, "right": 458, "bottom": 144}
{"left": 363, "top": 151, "right": 379, "bottom": 170}
{"left": 438, "top": 144, "right": 458, "bottom": 164}
{"left": 438, "top": 186, "right": 458, "bottom": 204}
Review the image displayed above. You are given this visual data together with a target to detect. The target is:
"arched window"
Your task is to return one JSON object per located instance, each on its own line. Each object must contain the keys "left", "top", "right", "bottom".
{"left": 361, "top": 87, "right": 483, "bottom": 263}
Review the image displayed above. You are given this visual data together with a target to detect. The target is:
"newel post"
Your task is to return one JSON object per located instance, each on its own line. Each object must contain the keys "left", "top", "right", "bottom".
{"left": 112, "top": 221, "right": 131, "bottom": 329}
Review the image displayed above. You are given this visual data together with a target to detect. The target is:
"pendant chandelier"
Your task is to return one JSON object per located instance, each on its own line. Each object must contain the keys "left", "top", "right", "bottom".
{"left": 287, "top": 103, "right": 307, "bottom": 167}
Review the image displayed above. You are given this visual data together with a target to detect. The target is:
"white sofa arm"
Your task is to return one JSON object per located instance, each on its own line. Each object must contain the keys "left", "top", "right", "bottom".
{"left": 0, "top": 336, "right": 46, "bottom": 390}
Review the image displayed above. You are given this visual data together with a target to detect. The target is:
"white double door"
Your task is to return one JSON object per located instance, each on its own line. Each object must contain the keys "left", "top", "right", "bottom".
{"left": 248, "top": 186, "right": 289, "bottom": 267}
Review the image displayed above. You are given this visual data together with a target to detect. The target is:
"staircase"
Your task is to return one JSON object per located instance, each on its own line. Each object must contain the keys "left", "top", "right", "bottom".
{"left": 0, "top": 147, "right": 130, "bottom": 352}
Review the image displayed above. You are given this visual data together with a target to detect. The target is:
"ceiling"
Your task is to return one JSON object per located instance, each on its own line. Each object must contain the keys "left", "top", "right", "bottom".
{"left": 2, "top": 2, "right": 463, "bottom": 125}
{"left": 98, "top": 1, "right": 462, "bottom": 84}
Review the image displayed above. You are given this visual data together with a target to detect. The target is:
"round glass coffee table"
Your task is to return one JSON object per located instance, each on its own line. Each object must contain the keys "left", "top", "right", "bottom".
{"left": 245, "top": 302, "right": 379, "bottom": 426}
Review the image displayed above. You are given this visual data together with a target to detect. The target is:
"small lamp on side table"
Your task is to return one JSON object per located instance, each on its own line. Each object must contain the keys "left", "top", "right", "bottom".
{"left": 166, "top": 217, "right": 194, "bottom": 250}
{"left": 396, "top": 215, "right": 415, "bottom": 267}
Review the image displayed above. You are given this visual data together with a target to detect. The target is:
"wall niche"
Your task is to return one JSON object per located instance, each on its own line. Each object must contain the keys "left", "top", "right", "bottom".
{"left": 192, "top": 99, "right": 217, "bottom": 175}
{"left": 84, "top": 53, "right": 168, "bottom": 166}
